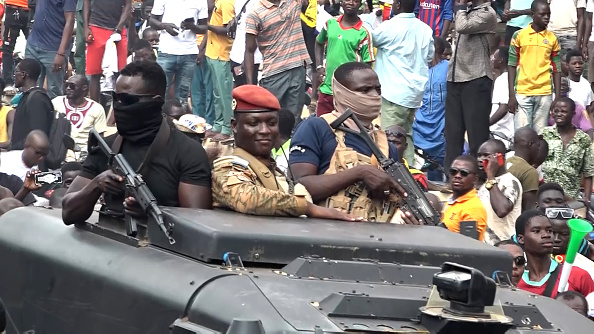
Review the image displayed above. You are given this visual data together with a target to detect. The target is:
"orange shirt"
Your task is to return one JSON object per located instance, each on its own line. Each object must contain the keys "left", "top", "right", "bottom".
{"left": 442, "top": 189, "right": 488, "bottom": 241}
{"left": 6, "top": 0, "right": 28, "bottom": 8}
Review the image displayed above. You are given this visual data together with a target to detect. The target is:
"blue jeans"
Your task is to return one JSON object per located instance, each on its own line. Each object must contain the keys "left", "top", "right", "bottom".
{"left": 514, "top": 94, "right": 552, "bottom": 133}
{"left": 157, "top": 52, "right": 197, "bottom": 106}
{"left": 191, "top": 59, "right": 215, "bottom": 125}
{"left": 25, "top": 43, "right": 68, "bottom": 99}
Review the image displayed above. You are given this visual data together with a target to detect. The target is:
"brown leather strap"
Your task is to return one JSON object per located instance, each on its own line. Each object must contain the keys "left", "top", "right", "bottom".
{"left": 232, "top": 147, "right": 279, "bottom": 191}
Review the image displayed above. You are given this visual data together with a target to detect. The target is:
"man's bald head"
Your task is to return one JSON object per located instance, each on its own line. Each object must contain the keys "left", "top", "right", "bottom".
{"left": 0, "top": 198, "right": 23, "bottom": 216}
{"left": 23, "top": 130, "right": 50, "bottom": 168}
{"left": 514, "top": 126, "right": 541, "bottom": 164}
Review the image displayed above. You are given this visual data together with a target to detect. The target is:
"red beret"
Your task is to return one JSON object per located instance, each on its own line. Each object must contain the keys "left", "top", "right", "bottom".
{"left": 232, "top": 85, "right": 281, "bottom": 112}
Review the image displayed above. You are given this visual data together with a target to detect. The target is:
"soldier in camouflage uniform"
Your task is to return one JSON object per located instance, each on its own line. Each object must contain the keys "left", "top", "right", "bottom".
{"left": 212, "top": 84, "right": 361, "bottom": 221}
{"left": 288, "top": 62, "right": 418, "bottom": 224}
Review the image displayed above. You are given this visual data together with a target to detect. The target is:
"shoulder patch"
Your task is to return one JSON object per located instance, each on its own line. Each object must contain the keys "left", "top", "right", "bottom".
{"left": 232, "top": 157, "right": 249, "bottom": 169}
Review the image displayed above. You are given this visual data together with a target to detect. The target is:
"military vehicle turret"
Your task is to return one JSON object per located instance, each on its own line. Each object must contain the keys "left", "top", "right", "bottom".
{"left": 0, "top": 207, "right": 592, "bottom": 333}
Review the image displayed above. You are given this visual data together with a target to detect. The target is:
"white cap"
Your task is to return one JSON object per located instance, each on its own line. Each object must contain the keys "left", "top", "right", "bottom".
{"left": 172, "top": 114, "right": 207, "bottom": 134}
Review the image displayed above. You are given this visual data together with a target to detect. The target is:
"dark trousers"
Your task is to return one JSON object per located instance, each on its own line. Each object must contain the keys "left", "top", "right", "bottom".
{"left": 504, "top": 25, "right": 521, "bottom": 46}
{"left": 301, "top": 21, "right": 316, "bottom": 68}
{"left": 230, "top": 60, "right": 259, "bottom": 87}
{"left": 2, "top": 6, "right": 30, "bottom": 86}
{"left": 444, "top": 76, "right": 493, "bottom": 171}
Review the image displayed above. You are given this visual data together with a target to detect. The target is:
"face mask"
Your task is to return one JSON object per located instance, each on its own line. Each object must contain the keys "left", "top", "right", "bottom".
{"left": 114, "top": 100, "right": 164, "bottom": 145}
{"left": 332, "top": 76, "right": 382, "bottom": 128}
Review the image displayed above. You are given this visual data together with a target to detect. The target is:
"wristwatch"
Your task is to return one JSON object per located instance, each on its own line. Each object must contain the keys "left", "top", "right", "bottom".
{"left": 485, "top": 179, "right": 498, "bottom": 191}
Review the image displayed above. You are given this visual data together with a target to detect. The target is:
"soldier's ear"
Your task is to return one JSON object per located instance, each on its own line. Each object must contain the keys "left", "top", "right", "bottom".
{"left": 231, "top": 117, "right": 238, "bottom": 135}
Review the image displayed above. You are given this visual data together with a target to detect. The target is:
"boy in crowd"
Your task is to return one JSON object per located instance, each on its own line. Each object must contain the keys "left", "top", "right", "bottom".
{"left": 508, "top": 0, "right": 561, "bottom": 132}
{"left": 516, "top": 210, "right": 594, "bottom": 298}
{"left": 566, "top": 49, "right": 594, "bottom": 111}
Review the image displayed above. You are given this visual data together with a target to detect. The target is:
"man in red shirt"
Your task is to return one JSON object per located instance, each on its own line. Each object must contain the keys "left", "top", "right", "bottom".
{"left": 516, "top": 209, "right": 594, "bottom": 298}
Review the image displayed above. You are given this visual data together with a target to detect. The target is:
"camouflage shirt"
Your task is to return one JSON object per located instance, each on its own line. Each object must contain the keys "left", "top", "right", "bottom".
{"left": 541, "top": 126, "right": 594, "bottom": 199}
{"left": 212, "top": 154, "right": 309, "bottom": 217}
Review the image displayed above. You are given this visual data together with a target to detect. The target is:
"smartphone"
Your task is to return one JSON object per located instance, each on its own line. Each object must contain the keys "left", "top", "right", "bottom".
{"left": 482, "top": 153, "right": 504, "bottom": 170}
{"left": 35, "top": 171, "right": 63, "bottom": 185}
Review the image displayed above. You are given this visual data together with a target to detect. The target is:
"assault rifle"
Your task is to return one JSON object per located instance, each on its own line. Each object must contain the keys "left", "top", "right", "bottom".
{"left": 88, "top": 129, "right": 176, "bottom": 244}
{"left": 330, "top": 110, "right": 441, "bottom": 226}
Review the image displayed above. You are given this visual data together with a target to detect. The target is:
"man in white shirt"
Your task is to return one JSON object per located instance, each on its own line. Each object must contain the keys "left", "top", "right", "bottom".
{"left": 52, "top": 75, "right": 107, "bottom": 161}
{"left": 0, "top": 130, "right": 49, "bottom": 181}
{"left": 477, "top": 139, "right": 523, "bottom": 245}
{"left": 490, "top": 45, "right": 514, "bottom": 146}
{"left": 548, "top": 0, "right": 586, "bottom": 59}
{"left": 229, "top": 0, "right": 263, "bottom": 86}
{"left": 150, "top": 0, "right": 208, "bottom": 106}
{"left": 566, "top": 49, "right": 594, "bottom": 110}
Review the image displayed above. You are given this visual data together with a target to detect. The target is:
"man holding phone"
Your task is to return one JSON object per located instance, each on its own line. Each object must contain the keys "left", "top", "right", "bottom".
{"left": 477, "top": 139, "right": 523, "bottom": 245}
{"left": 150, "top": 0, "right": 208, "bottom": 107}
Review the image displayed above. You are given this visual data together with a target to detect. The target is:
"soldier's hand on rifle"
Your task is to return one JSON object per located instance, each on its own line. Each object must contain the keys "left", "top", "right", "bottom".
{"left": 93, "top": 169, "right": 124, "bottom": 194}
{"left": 358, "top": 166, "right": 407, "bottom": 199}
{"left": 400, "top": 210, "right": 422, "bottom": 225}
{"left": 124, "top": 196, "right": 145, "bottom": 218}
{"left": 306, "top": 202, "right": 364, "bottom": 222}
{"left": 24, "top": 169, "right": 42, "bottom": 191}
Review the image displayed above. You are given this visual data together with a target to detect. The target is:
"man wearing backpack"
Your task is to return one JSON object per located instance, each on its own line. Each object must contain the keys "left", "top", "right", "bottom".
{"left": 10, "top": 58, "right": 54, "bottom": 151}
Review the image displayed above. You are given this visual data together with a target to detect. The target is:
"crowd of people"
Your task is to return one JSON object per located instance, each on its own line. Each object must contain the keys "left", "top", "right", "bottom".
{"left": 0, "top": 0, "right": 592, "bottom": 325}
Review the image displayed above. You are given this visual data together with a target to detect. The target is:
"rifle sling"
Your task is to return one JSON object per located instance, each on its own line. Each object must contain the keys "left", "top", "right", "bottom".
{"left": 111, "top": 119, "right": 171, "bottom": 177}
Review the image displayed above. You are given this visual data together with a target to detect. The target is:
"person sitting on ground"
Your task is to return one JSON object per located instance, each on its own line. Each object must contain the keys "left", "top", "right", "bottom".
{"left": 62, "top": 61, "right": 213, "bottom": 225}
{"left": 289, "top": 62, "right": 412, "bottom": 224}
{"left": 478, "top": 139, "right": 523, "bottom": 244}
{"left": 0, "top": 197, "right": 24, "bottom": 216}
{"left": 541, "top": 97, "right": 594, "bottom": 203}
{"left": 442, "top": 155, "right": 488, "bottom": 241}
{"left": 507, "top": 126, "right": 544, "bottom": 211}
{"left": 212, "top": 84, "right": 361, "bottom": 221}
{"left": 386, "top": 124, "right": 428, "bottom": 191}
{"left": 0, "top": 130, "right": 49, "bottom": 182}
{"left": 10, "top": 58, "right": 54, "bottom": 150}
{"left": 52, "top": 74, "right": 107, "bottom": 161}
{"left": 555, "top": 290, "right": 589, "bottom": 317}
{"left": 271, "top": 109, "right": 295, "bottom": 176}
{"left": 163, "top": 99, "right": 189, "bottom": 121}
{"left": 516, "top": 209, "right": 594, "bottom": 298}
{"left": 495, "top": 240, "right": 526, "bottom": 286}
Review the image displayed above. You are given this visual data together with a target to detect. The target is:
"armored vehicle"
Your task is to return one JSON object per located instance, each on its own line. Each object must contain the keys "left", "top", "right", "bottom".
{"left": 0, "top": 207, "right": 593, "bottom": 333}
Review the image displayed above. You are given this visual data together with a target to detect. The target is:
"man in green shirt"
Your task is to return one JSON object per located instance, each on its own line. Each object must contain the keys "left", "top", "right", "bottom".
{"left": 314, "top": 0, "right": 374, "bottom": 117}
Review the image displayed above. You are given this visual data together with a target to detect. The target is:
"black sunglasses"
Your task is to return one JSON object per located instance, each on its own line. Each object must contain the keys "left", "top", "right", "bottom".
{"left": 385, "top": 130, "right": 406, "bottom": 138}
{"left": 514, "top": 256, "right": 526, "bottom": 267}
{"left": 111, "top": 91, "right": 159, "bottom": 106}
{"left": 449, "top": 167, "right": 474, "bottom": 177}
{"left": 64, "top": 82, "right": 77, "bottom": 90}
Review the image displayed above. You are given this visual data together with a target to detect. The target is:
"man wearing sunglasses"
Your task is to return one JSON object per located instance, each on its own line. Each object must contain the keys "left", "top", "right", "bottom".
{"left": 385, "top": 124, "right": 428, "bottom": 191}
{"left": 442, "top": 155, "right": 488, "bottom": 241}
{"left": 62, "top": 61, "right": 213, "bottom": 226}
{"left": 52, "top": 74, "right": 107, "bottom": 161}
{"left": 495, "top": 239, "right": 526, "bottom": 286}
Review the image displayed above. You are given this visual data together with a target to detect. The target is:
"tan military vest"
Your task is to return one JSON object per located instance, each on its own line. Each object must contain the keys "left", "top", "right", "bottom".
{"left": 319, "top": 114, "right": 399, "bottom": 222}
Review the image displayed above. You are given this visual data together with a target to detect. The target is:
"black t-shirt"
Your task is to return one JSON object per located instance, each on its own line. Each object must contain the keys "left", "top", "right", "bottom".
{"left": 80, "top": 129, "right": 212, "bottom": 214}
{"left": 11, "top": 88, "right": 53, "bottom": 150}
{"left": 90, "top": 0, "right": 126, "bottom": 30}
{"left": 0, "top": 172, "right": 36, "bottom": 206}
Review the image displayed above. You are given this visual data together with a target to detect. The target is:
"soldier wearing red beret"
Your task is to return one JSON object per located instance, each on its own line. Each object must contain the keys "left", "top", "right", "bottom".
{"left": 211, "top": 85, "right": 360, "bottom": 221}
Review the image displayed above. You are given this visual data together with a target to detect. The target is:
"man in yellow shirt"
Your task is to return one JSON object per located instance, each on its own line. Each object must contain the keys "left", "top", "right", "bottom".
{"left": 205, "top": 0, "right": 235, "bottom": 141}
{"left": 508, "top": 0, "right": 561, "bottom": 132}
{"left": 442, "top": 155, "right": 488, "bottom": 241}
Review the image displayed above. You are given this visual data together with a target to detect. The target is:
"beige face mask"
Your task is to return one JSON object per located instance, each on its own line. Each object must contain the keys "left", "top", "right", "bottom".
{"left": 332, "top": 76, "right": 382, "bottom": 129}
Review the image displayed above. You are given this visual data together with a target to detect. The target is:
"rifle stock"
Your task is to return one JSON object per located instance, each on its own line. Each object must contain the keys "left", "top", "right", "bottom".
{"left": 329, "top": 110, "right": 441, "bottom": 226}
{"left": 89, "top": 129, "right": 176, "bottom": 244}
